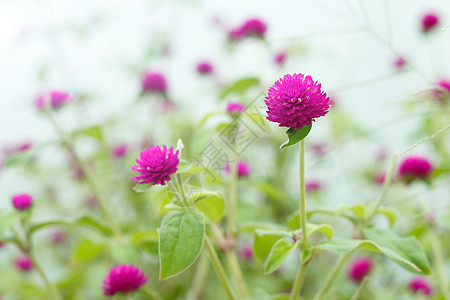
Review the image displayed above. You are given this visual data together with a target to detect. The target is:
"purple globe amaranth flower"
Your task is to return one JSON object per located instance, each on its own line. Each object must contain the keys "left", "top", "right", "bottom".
{"left": 196, "top": 61, "right": 214, "bottom": 75}
{"left": 12, "top": 193, "right": 33, "bottom": 211}
{"left": 229, "top": 18, "right": 267, "bottom": 40}
{"left": 409, "top": 277, "right": 432, "bottom": 296}
{"left": 274, "top": 51, "right": 287, "bottom": 65}
{"left": 398, "top": 156, "right": 433, "bottom": 183}
{"left": 101, "top": 265, "right": 148, "bottom": 296}
{"left": 422, "top": 13, "right": 439, "bottom": 33}
{"left": 111, "top": 144, "right": 128, "bottom": 159}
{"left": 225, "top": 160, "right": 251, "bottom": 178}
{"left": 305, "top": 179, "right": 322, "bottom": 193}
{"left": 374, "top": 171, "right": 386, "bottom": 185}
{"left": 348, "top": 257, "right": 373, "bottom": 282}
{"left": 239, "top": 244, "right": 253, "bottom": 261}
{"left": 265, "top": 73, "right": 330, "bottom": 130}
{"left": 15, "top": 254, "right": 33, "bottom": 272}
{"left": 3, "top": 141, "right": 33, "bottom": 156}
{"left": 141, "top": 71, "right": 167, "bottom": 93}
{"left": 35, "top": 90, "right": 71, "bottom": 110}
{"left": 433, "top": 78, "right": 450, "bottom": 101}
{"left": 226, "top": 102, "right": 246, "bottom": 115}
{"left": 131, "top": 145, "right": 179, "bottom": 185}
{"left": 393, "top": 56, "right": 406, "bottom": 69}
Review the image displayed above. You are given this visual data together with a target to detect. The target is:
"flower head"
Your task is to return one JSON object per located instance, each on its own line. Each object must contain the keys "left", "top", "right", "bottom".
{"left": 131, "top": 145, "right": 179, "bottom": 185}
{"left": 101, "top": 265, "right": 148, "bottom": 296}
{"left": 196, "top": 61, "right": 214, "bottom": 75}
{"left": 226, "top": 102, "right": 246, "bottom": 115}
{"left": 15, "top": 254, "right": 33, "bottom": 272}
{"left": 422, "top": 13, "right": 439, "bottom": 32}
{"left": 111, "top": 144, "right": 128, "bottom": 159}
{"left": 433, "top": 78, "right": 450, "bottom": 101}
{"left": 265, "top": 73, "right": 330, "bottom": 129}
{"left": 374, "top": 171, "right": 386, "bottom": 185}
{"left": 229, "top": 18, "right": 267, "bottom": 40}
{"left": 35, "top": 90, "right": 71, "bottom": 110}
{"left": 239, "top": 244, "right": 253, "bottom": 261}
{"left": 225, "top": 160, "right": 250, "bottom": 178}
{"left": 305, "top": 179, "right": 322, "bottom": 193}
{"left": 274, "top": 51, "right": 287, "bottom": 65}
{"left": 398, "top": 156, "right": 433, "bottom": 183}
{"left": 409, "top": 277, "right": 432, "bottom": 296}
{"left": 141, "top": 71, "right": 167, "bottom": 93}
{"left": 12, "top": 193, "right": 33, "bottom": 211}
{"left": 348, "top": 257, "right": 373, "bottom": 282}
{"left": 393, "top": 56, "right": 406, "bottom": 69}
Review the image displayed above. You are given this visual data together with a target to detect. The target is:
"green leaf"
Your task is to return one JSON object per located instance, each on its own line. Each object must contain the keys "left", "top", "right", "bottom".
{"left": 198, "top": 111, "right": 223, "bottom": 128}
{"left": 280, "top": 126, "right": 312, "bottom": 150}
{"left": 3, "top": 140, "right": 56, "bottom": 167}
{"left": 29, "top": 220, "right": 72, "bottom": 234}
{"left": 348, "top": 204, "right": 365, "bottom": 220}
{"left": 158, "top": 210, "right": 205, "bottom": 280}
{"left": 315, "top": 229, "right": 431, "bottom": 274}
{"left": 73, "top": 125, "right": 103, "bottom": 141}
{"left": 76, "top": 215, "right": 113, "bottom": 237}
{"left": 132, "top": 183, "right": 153, "bottom": 193}
{"left": 253, "top": 234, "right": 284, "bottom": 264}
{"left": 0, "top": 212, "right": 20, "bottom": 236}
{"left": 264, "top": 238, "right": 296, "bottom": 274}
{"left": 307, "top": 223, "right": 334, "bottom": 240}
{"left": 193, "top": 192, "right": 226, "bottom": 223}
{"left": 375, "top": 207, "right": 396, "bottom": 227}
{"left": 220, "top": 77, "right": 259, "bottom": 99}
{"left": 73, "top": 238, "right": 107, "bottom": 262}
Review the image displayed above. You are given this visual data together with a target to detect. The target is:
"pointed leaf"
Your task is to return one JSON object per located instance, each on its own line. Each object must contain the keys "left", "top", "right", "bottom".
{"left": 264, "top": 238, "right": 296, "bottom": 274}
{"left": 280, "top": 126, "right": 312, "bottom": 150}
{"left": 193, "top": 192, "right": 226, "bottom": 223}
{"left": 132, "top": 183, "right": 153, "bottom": 193}
{"left": 220, "top": 77, "right": 259, "bottom": 99}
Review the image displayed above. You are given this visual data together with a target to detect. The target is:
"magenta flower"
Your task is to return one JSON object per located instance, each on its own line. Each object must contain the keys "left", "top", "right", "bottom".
{"left": 305, "top": 179, "right": 322, "bottom": 193}
{"left": 35, "top": 90, "right": 71, "bottom": 110}
{"left": 422, "top": 13, "right": 439, "bottom": 32}
{"left": 239, "top": 244, "right": 253, "bottom": 261}
{"left": 229, "top": 18, "right": 267, "bottom": 40}
{"left": 293, "top": 232, "right": 302, "bottom": 243}
{"left": 225, "top": 160, "right": 250, "bottom": 178}
{"left": 374, "top": 171, "right": 386, "bottom": 185}
{"left": 101, "top": 265, "right": 148, "bottom": 296}
{"left": 409, "top": 277, "right": 432, "bottom": 296}
{"left": 226, "top": 102, "right": 246, "bottom": 115}
{"left": 433, "top": 78, "right": 450, "bottom": 101}
{"left": 274, "top": 51, "right": 287, "bottom": 65}
{"left": 12, "top": 193, "right": 33, "bottom": 211}
{"left": 3, "top": 141, "right": 33, "bottom": 156}
{"left": 393, "top": 56, "right": 406, "bottom": 69}
{"left": 196, "top": 61, "right": 214, "bottom": 75}
{"left": 15, "top": 254, "right": 33, "bottom": 272}
{"left": 141, "top": 71, "right": 167, "bottom": 93}
{"left": 398, "top": 156, "right": 433, "bottom": 183}
{"left": 348, "top": 257, "right": 373, "bottom": 282}
{"left": 111, "top": 144, "right": 128, "bottom": 159}
{"left": 265, "top": 74, "right": 330, "bottom": 130}
{"left": 131, "top": 145, "right": 179, "bottom": 185}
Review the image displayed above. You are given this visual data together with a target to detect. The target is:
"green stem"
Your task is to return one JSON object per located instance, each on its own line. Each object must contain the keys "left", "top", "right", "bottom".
{"left": 187, "top": 250, "right": 209, "bottom": 300}
{"left": 45, "top": 108, "right": 121, "bottom": 238}
{"left": 225, "top": 250, "right": 250, "bottom": 298}
{"left": 228, "top": 154, "right": 237, "bottom": 236}
{"left": 289, "top": 259, "right": 310, "bottom": 300}
{"left": 350, "top": 277, "right": 369, "bottom": 300}
{"left": 429, "top": 229, "right": 449, "bottom": 299}
{"left": 365, "top": 155, "right": 397, "bottom": 225}
{"left": 313, "top": 251, "right": 354, "bottom": 300}
{"left": 299, "top": 140, "right": 308, "bottom": 250}
{"left": 29, "top": 252, "right": 63, "bottom": 300}
{"left": 204, "top": 236, "right": 236, "bottom": 300}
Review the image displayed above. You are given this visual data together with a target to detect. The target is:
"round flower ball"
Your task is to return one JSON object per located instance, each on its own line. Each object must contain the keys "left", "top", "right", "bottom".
{"left": 226, "top": 102, "right": 245, "bottom": 115}
{"left": 111, "top": 144, "right": 128, "bottom": 159}
{"left": 305, "top": 179, "right": 322, "bottom": 193}
{"left": 15, "top": 254, "right": 33, "bottom": 272}
{"left": 12, "top": 193, "right": 33, "bottom": 211}
{"left": 421, "top": 12, "right": 439, "bottom": 33}
{"left": 274, "top": 51, "right": 287, "bottom": 66}
{"left": 348, "top": 257, "right": 373, "bottom": 283}
{"left": 433, "top": 78, "right": 450, "bottom": 101}
{"left": 265, "top": 73, "right": 330, "bottom": 130}
{"left": 131, "top": 145, "right": 179, "bottom": 185}
{"left": 241, "top": 18, "right": 267, "bottom": 38}
{"left": 141, "top": 71, "right": 167, "bottom": 93}
{"left": 225, "top": 160, "right": 250, "bottom": 178}
{"left": 196, "top": 61, "right": 214, "bottom": 75}
{"left": 409, "top": 277, "right": 432, "bottom": 296}
{"left": 35, "top": 90, "right": 71, "bottom": 110}
{"left": 398, "top": 156, "right": 433, "bottom": 183}
{"left": 101, "top": 265, "right": 148, "bottom": 296}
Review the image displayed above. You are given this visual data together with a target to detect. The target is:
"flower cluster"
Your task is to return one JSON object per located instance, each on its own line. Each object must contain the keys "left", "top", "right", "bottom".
{"left": 196, "top": 61, "right": 214, "bottom": 75}
{"left": 12, "top": 193, "right": 33, "bottom": 211}
{"left": 225, "top": 160, "right": 251, "bottom": 178}
{"left": 265, "top": 73, "right": 330, "bottom": 130}
{"left": 398, "top": 156, "right": 433, "bottom": 183}
{"left": 35, "top": 90, "right": 71, "bottom": 110}
{"left": 141, "top": 71, "right": 167, "bottom": 93}
{"left": 131, "top": 145, "right": 179, "bottom": 185}
{"left": 101, "top": 265, "right": 148, "bottom": 296}
{"left": 348, "top": 257, "right": 373, "bottom": 282}
{"left": 421, "top": 12, "right": 439, "bottom": 32}
{"left": 229, "top": 18, "right": 267, "bottom": 40}
{"left": 226, "top": 102, "right": 246, "bottom": 115}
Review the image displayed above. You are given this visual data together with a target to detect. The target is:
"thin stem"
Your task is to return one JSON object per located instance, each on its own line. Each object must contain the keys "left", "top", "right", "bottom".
{"left": 228, "top": 146, "right": 238, "bottom": 236}
{"left": 313, "top": 251, "right": 354, "bottom": 300}
{"left": 429, "top": 229, "right": 449, "bottom": 299}
{"left": 350, "top": 277, "right": 369, "bottom": 300}
{"left": 225, "top": 250, "right": 250, "bottom": 298}
{"left": 187, "top": 250, "right": 209, "bottom": 300}
{"left": 299, "top": 140, "right": 308, "bottom": 250}
{"left": 29, "top": 252, "right": 63, "bottom": 300}
{"left": 365, "top": 155, "right": 397, "bottom": 224}
{"left": 204, "top": 236, "right": 236, "bottom": 300}
{"left": 45, "top": 108, "right": 121, "bottom": 238}
{"left": 289, "top": 259, "right": 310, "bottom": 300}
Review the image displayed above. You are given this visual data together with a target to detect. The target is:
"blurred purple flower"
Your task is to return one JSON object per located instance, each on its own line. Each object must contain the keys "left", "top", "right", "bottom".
{"left": 374, "top": 171, "right": 386, "bottom": 185}
{"left": 239, "top": 244, "right": 253, "bottom": 261}
{"left": 393, "top": 56, "right": 406, "bottom": 69}
{"left": 274, "top": 51, "right": 287, "bottom": 66}
{"left": 305, "top": 179, "right": 322, "bottom": 193}
{"left": 226, "top": 102, "right": 246, "bottom": 115}
{"left": 348, "top": 257, "right": 373, "bottom": 282}
{"left": 422, "top": 12, "right": 439, "bottom": 33}
{"left": 225, "top": 160, "right": 250, "bottom": 178}
{"left": 35, "top": 90, "right": 71, "bottom": 110}
{"left": 265, "top": 73, "right": 330, "bottom": 129}
{"left": 196, "top": 61, "right": 214, "bottom": 75}
{"left": 229, "top": 18, "right": 267, "bottom": 40}
{"left": 141, "top": 71, "right": 167, "bottom": 93}
{"left": 15, "top": 254, "right": 33, "bottom": 272}
{"left": 2, "top": 141, "right": 33, "bottom": 156}
{"left": 111, "top": 144, "right": 128, "bottom": 159}
{"left": 409, "top": 277, "right": 432, "bottom": 296}
{"left": 12, "top": 193, "right": 33, "bottom": 211}
{"left": 398, "top": 156, "right": 433, "bottom": 183}
{"left": 102, "top": 265, "right": 148, "bottom": 296}
{"left": 131, "top": 145, "right": 179, "bottom": 185}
